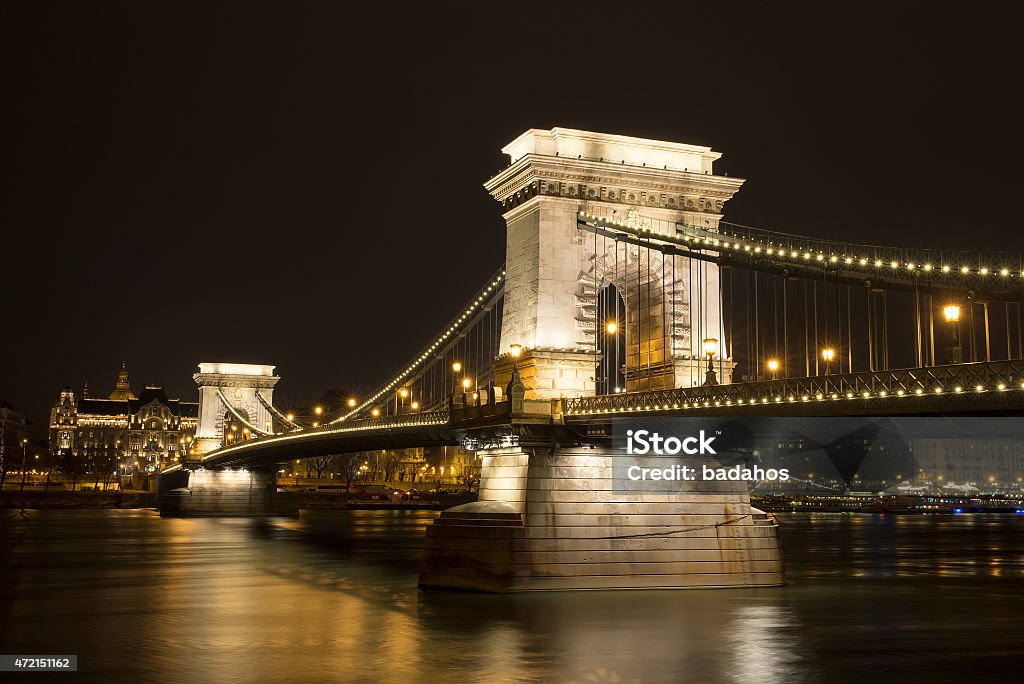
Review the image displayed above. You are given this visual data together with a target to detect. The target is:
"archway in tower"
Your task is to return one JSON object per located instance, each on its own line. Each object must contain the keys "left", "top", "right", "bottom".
{"left": 223, "top": 408, "right": 252, "bottom": 445}
{"left": 596, "top": 282, "right": 627, "bottom": 394}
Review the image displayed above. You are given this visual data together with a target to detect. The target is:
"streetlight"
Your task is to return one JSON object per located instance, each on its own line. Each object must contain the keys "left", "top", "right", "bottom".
{"left": 347, "top": 398, "right": 357, "bottom": 408}
{"left": 20, "top": 438, "right": 28, "bottom": 492}
{"left": 702, "top": 338, "right": 719, "bottom": 386}
{"left": 510, "top": 343, "right": 522, "bottom": 372}
{"left": 398, "top": 388, "right": 409, "bottom": 414}
{"left": 944, "top": 304, "right": 962, "bottom": 363}
{"left": 821, "top": 348, "right": 835, "bottom": 375}
{"left": 314, "top": 406, "right": 323, "bottom": 416}
{"left": 371, "top": 408, "right": 380, "bottom": 417}
{"left": 452, "top": 361, "right": 462, "bottom": 398}
{"left": 767, "top": 358, "right": 779, "bottom": 380}
{"left": 411, "top": 401, "right": 419, "bottom": 411}
{"left": 606, "top": 321, "right": 618, "bottom": 334}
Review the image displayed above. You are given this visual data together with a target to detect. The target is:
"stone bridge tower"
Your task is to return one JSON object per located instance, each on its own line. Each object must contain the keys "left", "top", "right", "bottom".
{"left": 485, "top": 128, "right": 744, "bottom": 399}
{"left": 192, "top": 363, "right": 279, "bottom": 457}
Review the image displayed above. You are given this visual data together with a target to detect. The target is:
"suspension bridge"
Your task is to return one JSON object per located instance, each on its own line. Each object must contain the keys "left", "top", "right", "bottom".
{"left": 161, "top": 127, "right": 1024, "bottom": 592}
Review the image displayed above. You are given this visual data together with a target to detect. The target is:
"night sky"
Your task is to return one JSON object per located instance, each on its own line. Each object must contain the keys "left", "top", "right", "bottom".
{"left": 3, "top": 3, "right": 1021, "bottom": 427}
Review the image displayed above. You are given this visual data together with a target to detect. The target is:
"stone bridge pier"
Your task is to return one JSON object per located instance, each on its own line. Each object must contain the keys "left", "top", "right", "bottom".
{"left": 159, "top": 468, "right": 297, "bottom": 517}
{"left": 419, "top": 438, "right": 783, "bottom": 592}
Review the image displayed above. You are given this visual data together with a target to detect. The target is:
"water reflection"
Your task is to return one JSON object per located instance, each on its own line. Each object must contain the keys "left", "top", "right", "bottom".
{"left": 2, "top": 510, "right": 1024, "bottom": 683}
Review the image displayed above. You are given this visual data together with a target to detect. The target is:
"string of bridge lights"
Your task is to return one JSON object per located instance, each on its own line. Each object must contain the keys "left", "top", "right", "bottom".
{"left": 203, "top": 412, "right": 451, "bottom": 459}
{"left": 563, "top": 380, "right": 1024, "bottom": 416}
{"left": 330, "top": 268, "right": 507, "bottom": 424}
{"left": 580, "top": 212, "right": 1024, "bottom": 280}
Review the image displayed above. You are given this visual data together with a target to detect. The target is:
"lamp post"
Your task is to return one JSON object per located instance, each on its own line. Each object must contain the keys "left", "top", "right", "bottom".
{"left": 944, "top": 304, "right": 962, "bottom": 363}
{"left": 507, "top": 344, "right": 526, "bottom": 412}
{"left": 20, "top": 438, "right": 29, "bottom": 492}
{"left": 821, "top": 348, "right": 835, "bottom": 375}
{"left": 398, "top": 388, "right": 409, "bottom": 414}
{"left": 767, "top": 358, "right": 779, "bottom": 381}
{"left": 451, "top": 361, "right": 462, "bottom": 399}
{"left": 509, "top": 343, "right": 523, "bottom": 403}
{"left": 702, "top": 338, "right": 719, "bottom": 386}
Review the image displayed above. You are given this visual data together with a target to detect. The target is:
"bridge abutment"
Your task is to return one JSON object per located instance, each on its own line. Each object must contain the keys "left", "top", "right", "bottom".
{"left": 159, "top": 468, "right": 297, "bottom": 517}
{"left": 419, "top": 444, "right": 783, "bottom": 592}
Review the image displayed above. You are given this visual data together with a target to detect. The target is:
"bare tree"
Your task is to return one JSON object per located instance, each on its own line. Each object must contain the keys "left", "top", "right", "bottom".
{"left": 309, "top": 453, "right": 335, "bottom": 479}
{"left": 379, "top": 449, "right": 404, "bottom": 483}
{"left": 339, "top": 454, "right": 362, "bottom": 489}
{"left": 63, "top": 452, "right": 83, "bottom": 492}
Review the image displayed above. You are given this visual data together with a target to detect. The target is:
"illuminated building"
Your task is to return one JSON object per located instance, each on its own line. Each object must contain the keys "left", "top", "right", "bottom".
{"left": 49, "top": 362, "right": 198, "bottom": 473}
{"left": 1, "top": 399, "right": 29, "bottom": 452}
{"left": 912, "top": 439, "right": 1024, "bottom": 488}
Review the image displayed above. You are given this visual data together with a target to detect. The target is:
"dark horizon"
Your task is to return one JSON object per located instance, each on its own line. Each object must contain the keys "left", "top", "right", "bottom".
{"left": 4, "top": 4, "right": 1022, "bottom": 425}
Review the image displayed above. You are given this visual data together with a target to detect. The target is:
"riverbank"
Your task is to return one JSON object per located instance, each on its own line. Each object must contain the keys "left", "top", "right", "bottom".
{"left": 0, "top": 490, "right": 476, "bottom": 510}
{"left": 0, "top": 491, "right": 156, "bottom": 509}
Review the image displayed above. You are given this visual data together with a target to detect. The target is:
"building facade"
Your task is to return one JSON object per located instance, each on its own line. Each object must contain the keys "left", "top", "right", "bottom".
{"left": 913, "top": 438, "right": 1024, "bottom": 488}
{"left": 1, "top": 399, "right": 30, "bottom": 472}
{"left": 49, "top": 363, "right": 198, "bottom": 474}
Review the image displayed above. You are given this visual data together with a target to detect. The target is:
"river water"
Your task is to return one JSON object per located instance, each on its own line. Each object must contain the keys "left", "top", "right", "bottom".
{"left": 2, "top": 509, "right": 1023, "bottom": 683}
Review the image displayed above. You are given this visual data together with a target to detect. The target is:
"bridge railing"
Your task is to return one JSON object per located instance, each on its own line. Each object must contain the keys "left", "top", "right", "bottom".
{"left": 563, "top": 360, "right": 1024, "bottom": 416}
{"left": 281, "top": 409, "right": 450, "bottom": 436}
{"left": 196, "top": 410, "right": 452, "bottom": 464}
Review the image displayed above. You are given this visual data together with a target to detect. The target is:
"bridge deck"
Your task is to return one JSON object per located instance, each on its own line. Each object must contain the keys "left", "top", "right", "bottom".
{"left": 188, "top": 361, "right": 1024, "bottom": 470}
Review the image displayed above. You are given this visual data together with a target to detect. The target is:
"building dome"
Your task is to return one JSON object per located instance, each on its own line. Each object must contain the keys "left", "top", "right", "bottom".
{"left": 108, "top": 361, "right": 138, "bottom": 401}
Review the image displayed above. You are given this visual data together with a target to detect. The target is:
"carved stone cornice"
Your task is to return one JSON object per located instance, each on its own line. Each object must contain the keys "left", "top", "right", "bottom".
{"left": 193, "top": 373, "right": 280, "bottom": 389}
{"left": 485, "top": 155, "right": 744, "bottom": 214}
